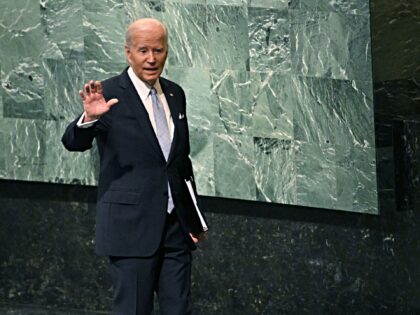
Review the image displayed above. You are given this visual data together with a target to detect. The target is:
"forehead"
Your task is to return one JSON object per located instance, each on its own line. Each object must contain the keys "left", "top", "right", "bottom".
{"left": 129, "top": 25, "right": 167, "bottom": 47}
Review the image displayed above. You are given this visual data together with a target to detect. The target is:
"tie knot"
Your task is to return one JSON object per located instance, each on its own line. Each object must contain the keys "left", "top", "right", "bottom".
{"left": 150, "top": 87, "right": 157, "bottom": 96}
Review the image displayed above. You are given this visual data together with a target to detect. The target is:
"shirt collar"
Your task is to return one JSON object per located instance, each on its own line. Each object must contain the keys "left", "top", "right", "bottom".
{"left": 127, "top": 66, "right": 163, "bottom": 101}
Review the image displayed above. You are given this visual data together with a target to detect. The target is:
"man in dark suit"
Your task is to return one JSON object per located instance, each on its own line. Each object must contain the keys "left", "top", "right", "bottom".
{"left": 62, "top": 18, "right": 206, "bottom": 315}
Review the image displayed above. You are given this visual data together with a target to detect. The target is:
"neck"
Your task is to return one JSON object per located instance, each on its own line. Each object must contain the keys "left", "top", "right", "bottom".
{"left": 144, "top": 79, "right": 157, "bottom": 87}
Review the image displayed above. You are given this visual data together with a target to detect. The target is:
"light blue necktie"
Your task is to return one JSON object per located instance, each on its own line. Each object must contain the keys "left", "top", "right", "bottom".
{"left": 150, "top": 87, "right": 174, "bottom": 213}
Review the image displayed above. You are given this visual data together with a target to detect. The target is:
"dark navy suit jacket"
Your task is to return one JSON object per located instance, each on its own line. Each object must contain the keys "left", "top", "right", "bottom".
{"left": 62, "top": 68, "right": 202, "bottom": 257}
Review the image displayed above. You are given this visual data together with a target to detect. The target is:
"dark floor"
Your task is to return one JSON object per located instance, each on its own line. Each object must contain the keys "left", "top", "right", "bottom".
{"left": 0, "top": 306, "right": 109, "bottom": 315}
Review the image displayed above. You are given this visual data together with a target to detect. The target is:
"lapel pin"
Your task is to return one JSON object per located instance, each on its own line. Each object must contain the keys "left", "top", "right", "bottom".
{"left": 169, "top": 93, "right": 174, "bottom": 97}
{"left": 179, "top": 113, "right": 185, "bottom": 119}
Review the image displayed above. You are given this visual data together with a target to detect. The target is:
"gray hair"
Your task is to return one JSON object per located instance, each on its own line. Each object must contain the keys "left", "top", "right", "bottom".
{"left": 125, "top": 18, "right": 168, "bottom": 47}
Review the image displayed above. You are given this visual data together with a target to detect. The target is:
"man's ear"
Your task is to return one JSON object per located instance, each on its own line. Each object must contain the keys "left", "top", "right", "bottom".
{"left": 125, "top": 45, "right": 131, "bottom": 64}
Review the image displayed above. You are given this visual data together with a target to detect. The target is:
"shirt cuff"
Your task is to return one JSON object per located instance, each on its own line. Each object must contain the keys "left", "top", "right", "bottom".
{"left": 76, "top": 112, "right": 98, "bottom": 128}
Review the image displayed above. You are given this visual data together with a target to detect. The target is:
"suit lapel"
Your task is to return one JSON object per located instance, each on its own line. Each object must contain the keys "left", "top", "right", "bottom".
{"left": 119, "top": 71, "right": 165, "bottom": 160}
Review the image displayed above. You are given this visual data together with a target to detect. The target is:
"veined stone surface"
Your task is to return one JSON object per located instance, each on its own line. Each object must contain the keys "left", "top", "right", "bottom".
{"left": 40, "top": 0, "right": 84, "bottom": 59}
{"left": 254, "top": 137, "right": 296, "bottom": 204}
{"left": 290, "top": 10, "right": 371, "bottom": 81}
{"left": 0, "top": 0, "right": 45, "bottom": 59}
{"left": 2, "top": 58, "right": 45, "bottom": 119}
{"left": 248, "top": 7, "right": 290, "bottom": 73}
{"left": 289, "top": 0, "right": 370, "bottom": 15}
{"left": 0, "top": 0, "right": 379, "bottom": 213}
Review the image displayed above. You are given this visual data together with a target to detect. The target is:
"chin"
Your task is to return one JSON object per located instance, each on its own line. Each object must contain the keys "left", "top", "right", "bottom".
{"left": 146, "top": 76, "right": 158, "bottom": 83}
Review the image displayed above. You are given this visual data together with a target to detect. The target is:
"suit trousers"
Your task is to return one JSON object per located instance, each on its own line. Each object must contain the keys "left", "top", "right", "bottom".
{"left": 109, "top": 211, "right": 192, "bottom": 315}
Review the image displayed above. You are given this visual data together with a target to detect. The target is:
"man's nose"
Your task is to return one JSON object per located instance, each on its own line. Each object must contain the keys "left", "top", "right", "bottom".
{"left": 146, "top": 51, "right": 156, "bottom": 63}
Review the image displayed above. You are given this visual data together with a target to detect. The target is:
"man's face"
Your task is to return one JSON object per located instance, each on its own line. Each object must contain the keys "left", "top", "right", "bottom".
{"left": 125, "top": 27, "right": 168, "bottom": 86}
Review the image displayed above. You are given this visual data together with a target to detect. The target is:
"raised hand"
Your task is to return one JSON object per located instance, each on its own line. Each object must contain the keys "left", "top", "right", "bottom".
{"left": 79, "top": 80, "right": 119, "bottom": 122}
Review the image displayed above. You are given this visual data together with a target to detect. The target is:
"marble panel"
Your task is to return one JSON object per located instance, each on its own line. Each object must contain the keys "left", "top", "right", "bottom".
{"left": 83, "top": 0, "right": 126, "bottom": 64}
{"left": 0, "top": 86, "right": 3, "bottom": 175}
{"left": 40, "top": 0, "right": 84, "bottom": 60}
{"left": 0, "top": 118, "right": 46, "bottom": 182}
{"left": 0, "top": 0, "right": 381, "bottom": 213}
{"left": 0, "top": 0, "right": 45, "bottom": 59}
{"left": 290, "top": 0, "right": 370, "bottom": 15}
{"left": 123, "top": 0, "right": 166, "bottom": 22}
{"left": 206, "top": 5, "right": 249, "bottom": 71}
{"left": 0, "top": 125, "right": 5, "bottom": 178}
{"left": 254, "top": 137, "right": 296, "bottom": 204}
{"left": 1, "top": 57, "right": 45, "bottom": 119}
{"left": 0, "top": 62, "right": 3, "bottom": 118}
{"left": 248, "top": 7, "right": 290, "bottom": 73}
{"left": 189, "top": 129, "right": 215, "bottom": 196}
{"left": 43, "top": 58, "right": 85, "bottom": 121}
{"left": 351, "top": 147, "right": 378, "bottom": 213}
{"left": 248, "top": 0, "right": 289, "bottom": 9}
{"left": 251, "top": 72, "right": 294, "bottom": 139}
{"left": 163, "top": 67, "right": 216, "bottom": 196}
{"left": 210, "top": 70, "right": 253, "bottom": 135}
{"left": 290, "top": 10, "right": 372, "bottom": 81}
{"left": 164, "top": 66, "right": 221, "bottom": 132}
{"left": 207, "top": 0, "right": 247, "bottom": 6}
{"left": 167, "top": 0, "right": 205, "bottom": 4}
{"left": 329, "top": 78, "right": 374, "bottom": 148}
{"left": 84, "top": 61, "right": 128, "bottom": 83}
{"left": 336, "top": 145, "right": 378, "bottom": 213}
{"left": 295, "top": 141, "right": 336, "bottom": 209}
{"left": 292, "top": 76, "right": 335, "bottom": 144}
{"left": 163, "top": 3, "right": 208, "bottom": 68}
{"left": 213, "top": 134, "right": 256, "bottom": 200}
{"left": 293, "top": 76, "right": 374, "bottom": 148}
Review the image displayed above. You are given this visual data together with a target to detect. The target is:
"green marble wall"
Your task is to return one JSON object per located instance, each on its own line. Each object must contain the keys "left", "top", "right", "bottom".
{"left": 0, "top": 0, "right": 377, "bottom": 213}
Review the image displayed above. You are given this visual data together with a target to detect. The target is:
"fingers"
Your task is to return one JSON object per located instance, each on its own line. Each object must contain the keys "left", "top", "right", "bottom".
{"left": 89, "top": 80, "right": 96, "bottom": 93}
{"left": 85, "top": 81, "right": 92, "bottom": 94}
{"left": 79, "top": 80, "right": 102, "bottom": 101}
{"left": 80, "top": 82, "right": 91, "bottom": 101}
{"left": 89, "top": 80, "right": 103, "bottom": 94}
{"left": 95, "top": 81, "right": 103, "bottom": 94}
{"left": 107, "top": 98, "right": 119, "bottom": 107}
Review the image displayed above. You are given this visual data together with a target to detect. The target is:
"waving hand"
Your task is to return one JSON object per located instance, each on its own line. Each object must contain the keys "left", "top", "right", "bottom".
{"left": 80, "top": 80, "right": 119, "bottom": 122}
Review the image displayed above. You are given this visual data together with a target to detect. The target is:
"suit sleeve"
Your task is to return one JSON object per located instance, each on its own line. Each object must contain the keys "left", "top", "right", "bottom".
{"left": 61, "top": 111, "right": 111, "bottom": 152}
{"left": 180, "top": 87, "right": 195, "bottom": 179}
